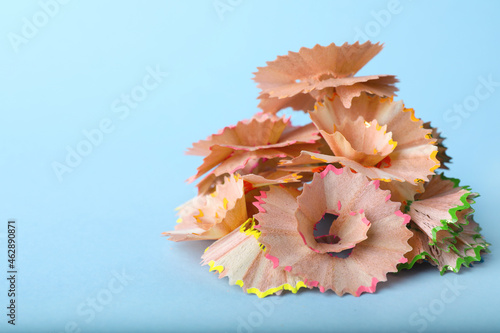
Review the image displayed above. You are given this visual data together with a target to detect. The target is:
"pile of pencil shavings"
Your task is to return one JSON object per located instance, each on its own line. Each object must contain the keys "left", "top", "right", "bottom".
{"left": 164, "top": 42, "right": 489, "bottom": 298}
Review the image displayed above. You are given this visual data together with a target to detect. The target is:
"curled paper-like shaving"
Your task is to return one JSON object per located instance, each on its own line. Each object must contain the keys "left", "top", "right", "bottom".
{"left": 408, "top": 174, "right": 473, "bottom": 246}
{"left": 400, "top": 174, "right": 489, "bottom": 273}
{"left": 187, "top": 113, "right": 321, "bottom": 183}
{"left": 202, "top": 218, "right": 307, "bottom": 298}
{"left": 401, "top": 217, "right": 488, "bottom": 274}
{"left": 253, "top": 41, "right": 398, "bottom": 113}
{"left": 255, "top": 166, "right": 412, "bottom": 296}
{"left": 280, "top": 93, "right": 440, "bottom": 185}
{"left": 163, "top": 175, "right": 247, "bottom": 241}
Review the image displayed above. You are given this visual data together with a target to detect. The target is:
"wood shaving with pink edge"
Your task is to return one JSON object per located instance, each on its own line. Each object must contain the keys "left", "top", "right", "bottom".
{"left": 253, "top": 41, "right": 398, "bottom": 112}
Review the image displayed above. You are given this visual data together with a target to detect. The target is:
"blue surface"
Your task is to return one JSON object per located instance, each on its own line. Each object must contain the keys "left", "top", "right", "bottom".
{"left": 1, "top": 0, "right": 499, "bottom": 332}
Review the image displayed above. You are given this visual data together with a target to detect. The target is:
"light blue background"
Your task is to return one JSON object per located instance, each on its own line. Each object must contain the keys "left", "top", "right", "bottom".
{"left": 0, "top": 0, "right": 499, "bottom": 332}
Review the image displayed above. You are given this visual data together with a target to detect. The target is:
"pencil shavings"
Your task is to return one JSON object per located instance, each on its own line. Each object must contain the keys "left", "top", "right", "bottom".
{"left": 399, "top": 174, "right": 490, "bottom": 273}
{"left": 164, "top": 41, "right": 490, "bottom": 298}
{"left": 253, "top": 41, "right": 398, "bottom": 113}
{"left": 280, "top": 94, "right": 440, "bottom": 184}
{"left": 163, "top": 175, "right": 247, "bottom": 241}
{"left": 255, "top": 166, "right": 412, "bottom": 296}
{"left": 201, "top": 218, "right": 308, "bottom": 298}
{"left": 401, "top": 216, "right": 489, "bottom": 274}
{"left": 187, "top": 113, "right": 321, "bottom": 183}
{"left": 408, "top": 174, "right": 472, "bottom": 246}
{"left": 196, "top": 157, "right": 306, "bottom": 196}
